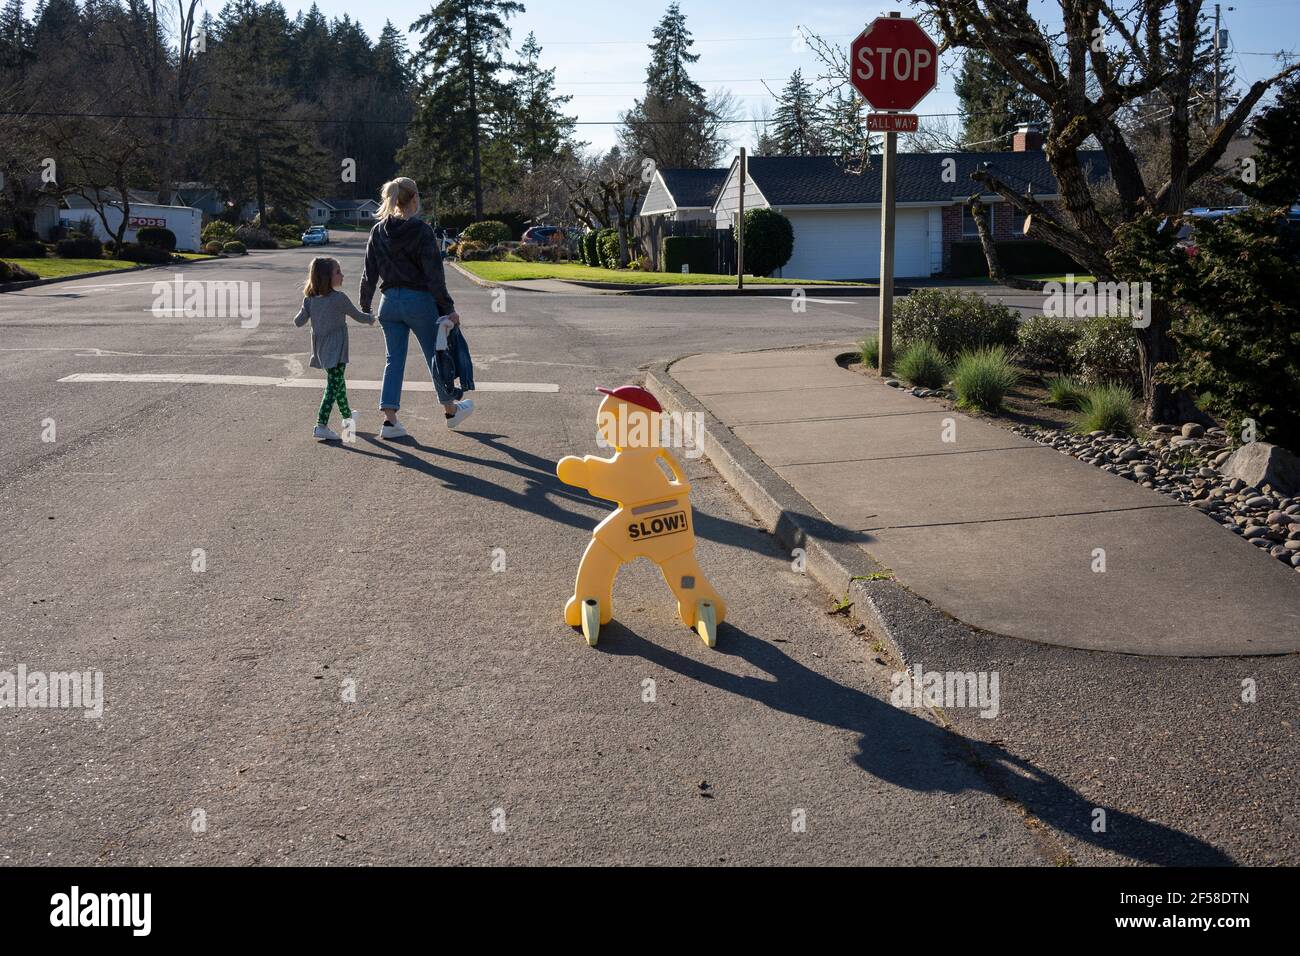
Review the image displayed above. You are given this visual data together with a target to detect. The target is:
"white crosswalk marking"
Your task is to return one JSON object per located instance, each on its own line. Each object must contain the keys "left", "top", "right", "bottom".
{"left": 58, "top": 372, "right": 559, "bottom": 393}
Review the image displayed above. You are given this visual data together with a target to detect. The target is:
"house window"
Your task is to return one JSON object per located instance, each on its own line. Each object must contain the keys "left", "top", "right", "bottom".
{"left": 1013, "top": 208, "right": 1030, "bottom": 235}
{"left": 961, "top": 204, "right": 994, "bottom": 238}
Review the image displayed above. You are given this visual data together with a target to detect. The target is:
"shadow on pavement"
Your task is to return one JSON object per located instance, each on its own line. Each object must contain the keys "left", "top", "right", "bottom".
{"left": 339, "top": 430, "right": 796, "bottom": 556}
{"left": 596, "top": 619, "right": 1232, "bottom": 866}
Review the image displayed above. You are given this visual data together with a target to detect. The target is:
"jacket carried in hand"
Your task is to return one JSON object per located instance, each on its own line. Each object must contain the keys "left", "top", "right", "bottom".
{"left": 434, "top": 324, "right": 475, "bottom": 401}
{"left": 292, "top": 289, "right": 373, "bottom": 370}
{"left": 358, "top": 215, "right": 455, "bottom": 316}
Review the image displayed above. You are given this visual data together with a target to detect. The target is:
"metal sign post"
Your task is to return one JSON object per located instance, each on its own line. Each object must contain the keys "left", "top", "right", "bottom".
{"left": 737, "top": 147, "right": 746, "bottom": 291}
{"left": 850, "top": 12, "right": 938, "bottom": 377}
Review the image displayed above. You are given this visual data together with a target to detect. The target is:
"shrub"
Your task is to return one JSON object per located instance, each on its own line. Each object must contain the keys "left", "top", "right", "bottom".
{"left": 460, "top": 220, "right": 512, "bottom": 244}
{"left": 0, "top": 232, "right": 46, "bottom": 258}
{"left": 662, "top": 235, "right": 712, "bottom": 274}
{"left": 946, "top": 239, "right": 1083, "bottom": 278}
{"left": 201, "top": 220, "right": 236, "bottom": 244}
{"left": 456, "top": 240, "right": 490, "bottom": 260}
{"left": 0, "top": 259, "right": 41, "bottom": 282}
{"left": 204, "top": 241, "right": 223, "bottom": 255}
{"left": 136, "top": 226, "right": 176, "bottom": 251}
{"left": 1069, "top": 314, "right": 1140, "bottom": 387}
{"left": 894, "top": 288, "right": 1020, "bottom": 358}
{"left": 859, "top": 335, "right": 880, "bottom": 369}
{"left": 584, "top": 231, "right": 600, "bottom": 267}
{"left": 233, "top": 224, "right": 276, "bottom": 249}
{"left": 1044, "top": 375, "right": 1088, "bottom": 410}
{"left": 738, "top": 207, "right": 793, "bottom": 277}
{"left": 118, "top": 242, "right": 173, "bottom": 264}
{"left": 515, "top": 243, "right": 542, "bottom": 262}
{"left": 1162, "top": 206, "right": 1300, "bottom": 450}
{"left": 55, "top": 236, "right": 103, "bottom": 259}
{"left": 952, "top": 346, "right": 1021, "bottom": 412}
{"left": 1071, "top": 382, "right": 1137, "bottom": 436}
{"left": 894, "top": 341, "right": 949, "bottom": 388}
{"left": 597, "top": 228, "right": 621, "bottom": 268}
{"left": 221, "top": 240, "right": 247, "bottom": 255}
{"left": 1016, "top": 314, "right": 1081, "bottom": 372}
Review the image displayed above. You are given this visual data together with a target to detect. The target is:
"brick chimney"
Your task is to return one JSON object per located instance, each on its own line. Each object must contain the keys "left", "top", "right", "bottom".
{"left": 1012, "top": 122, "right": 1044, "bottom": 152}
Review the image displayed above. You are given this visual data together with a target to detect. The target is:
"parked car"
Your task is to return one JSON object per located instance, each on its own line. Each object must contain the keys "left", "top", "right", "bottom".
{"left": 301, "top": 225, "right": 329, "bottom": 246}
{"left": 522, "top": 225, "right": 566, "bottom": 246}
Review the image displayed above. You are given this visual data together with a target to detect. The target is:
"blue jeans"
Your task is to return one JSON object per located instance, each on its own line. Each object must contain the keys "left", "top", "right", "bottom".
{"left": 376, "top": 288, "right": 455, "bottom": 410}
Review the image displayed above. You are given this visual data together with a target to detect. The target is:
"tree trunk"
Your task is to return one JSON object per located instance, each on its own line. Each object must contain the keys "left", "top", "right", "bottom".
{"left": 1136, "top": 298, "right": 1215, "bottom": 426}
{"left": 969, "top": 195, "right": 1045, "bottom": 291}
{"left": 464, "top": 0, "right": 484, "bottom": 218}
{"left": 253, "top": 136, "right": 267, "bottom": 225}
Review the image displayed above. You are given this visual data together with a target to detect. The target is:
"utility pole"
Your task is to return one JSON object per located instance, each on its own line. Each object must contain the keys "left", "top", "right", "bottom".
{"left": 1213, "top": 3, "right": 1221, "bottom": 126}
{"left": 737, "top": 147, "right": 746, "bottom": 290}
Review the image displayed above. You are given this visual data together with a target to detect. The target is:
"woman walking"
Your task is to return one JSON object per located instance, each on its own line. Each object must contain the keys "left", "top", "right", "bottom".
{"left": 359, "top": 177, "right": 473, "bottom": 439}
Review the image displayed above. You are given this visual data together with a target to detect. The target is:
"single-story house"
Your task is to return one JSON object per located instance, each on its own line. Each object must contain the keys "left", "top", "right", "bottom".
{"left": 319, "top": 198, "right": 380, "bottom": 225}
{"left": 171, "top": 183, "right": 227, "bottom": 217}
{"left": 709, "top": 125, "right": 1105, "bottom": 280}
{"left": 639, "top": 168, "right": 729, "bottom": 222}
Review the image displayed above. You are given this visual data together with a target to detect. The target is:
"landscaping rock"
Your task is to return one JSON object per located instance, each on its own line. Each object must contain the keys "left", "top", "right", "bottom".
{"left": 885, "top": 379, "right": 902, "bottom": 388}
{"left": 1181, "top": 423, "right": 1205, "bottom": 438}
{"left": 1219, "top": 442, "right": 1300, "bottom": 496}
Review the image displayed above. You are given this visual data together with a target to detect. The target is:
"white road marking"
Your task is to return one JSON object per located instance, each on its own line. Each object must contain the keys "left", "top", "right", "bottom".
{"left": 58, "top": 372, "right": 559, "bottom": 393}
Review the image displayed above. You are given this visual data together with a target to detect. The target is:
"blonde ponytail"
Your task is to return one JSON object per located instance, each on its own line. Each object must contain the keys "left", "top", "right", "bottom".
{"left": 378, "top": 177, "right": 418, "bottom": 219}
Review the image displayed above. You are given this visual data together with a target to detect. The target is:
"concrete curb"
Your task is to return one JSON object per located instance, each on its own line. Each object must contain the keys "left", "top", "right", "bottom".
{"left": 646, "top": 356, "right": 922, "bottom": 667}
{"left": 0, "top": 253, "right": 231, "bottom": 293}
{"left": 447, "top": 261, "right": 889, "bottom": 297}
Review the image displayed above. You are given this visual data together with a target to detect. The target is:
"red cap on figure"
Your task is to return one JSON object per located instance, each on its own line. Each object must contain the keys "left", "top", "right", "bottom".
{"left": 596, "top": 385, "right": 662, "bottom": 413}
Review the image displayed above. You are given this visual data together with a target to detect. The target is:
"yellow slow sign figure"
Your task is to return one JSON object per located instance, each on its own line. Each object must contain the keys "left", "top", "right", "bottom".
{"left": 557, "top": 385, "right": 727, "bottom": 647}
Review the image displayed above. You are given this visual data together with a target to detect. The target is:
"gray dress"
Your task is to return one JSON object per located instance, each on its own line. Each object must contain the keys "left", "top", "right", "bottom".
{"left": 293, "top": 290, "right": 374, "bottom": 370}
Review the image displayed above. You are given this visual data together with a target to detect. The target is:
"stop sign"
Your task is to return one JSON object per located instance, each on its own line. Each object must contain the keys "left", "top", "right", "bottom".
{"left": 850, "top": 16, "right": 938, "bottom": 112}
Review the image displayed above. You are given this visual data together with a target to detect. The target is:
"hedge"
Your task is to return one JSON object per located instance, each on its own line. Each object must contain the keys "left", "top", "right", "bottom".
{"left": 136, "top": 226, "right": 177, "bottom": 251}
{"left": 460, "top": 220, "right": 512, "bottom": 245}
{"left": 947, "top": 239, "right": 1082, "bottom": 278}
{"left": 118, "top": 242, "right": 173, "bottom": 264}
{"left": 596, "top": 228, "right": 621, "bottom": 268}
{"left": 222, "top": 240, "right": 247, "bottom": 255}
{"left": 201, "top": 220, "right": 236, "bottom": 244}
{"left": 662, "top": 235, "right": 713, "bottom": 275}
{"left": 582, "top": 231, "right": 599, "bottom": 267}
{"left": 738, "top": 208, "right": 793, "bottom": 276}
{"left": 55, "top": 237, "right": 103, "bottom": 259}
{"left": 438, "top": 211, "right": 527, "bottom": 239}
{"left": 0, "top": 233, "right": 46, "bottom": 258}
{"left": 893, "top": 288, "right": 1020, "bottom": 357}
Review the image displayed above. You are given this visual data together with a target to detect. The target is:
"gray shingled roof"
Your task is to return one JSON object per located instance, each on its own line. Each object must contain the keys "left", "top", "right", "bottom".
{"left": 744, "top": 152, "right": 1108, "bottom": 205}
{"left": 660, "top": 168, "right": 729, "bottom": 208}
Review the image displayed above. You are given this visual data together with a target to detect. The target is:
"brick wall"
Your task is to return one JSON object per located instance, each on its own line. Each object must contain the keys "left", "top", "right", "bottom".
{"left": 940, "top": 199, "right": 1058, "bottom": 273}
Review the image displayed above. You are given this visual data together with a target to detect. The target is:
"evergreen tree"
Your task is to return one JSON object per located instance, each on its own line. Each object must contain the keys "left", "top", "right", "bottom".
{"left": 619, "top": 3, "right": 727, "bottom": 169}
{"left": 771, "top": 69, "right": 828, "bottom": 155}
{"left": 0, "top": 0, "right": 31, "bottom": 78}
{"left": 506, "top": 32, "right": 575, "bottom": 172}
{"left": 1241, "top": 76, "right": 1300, "bottom": 207}
{"left": 954, "top": 49, "right": 1048, "bottom": 148}
{"left": 404, "top": 0, "right": 524, "bottom": 216}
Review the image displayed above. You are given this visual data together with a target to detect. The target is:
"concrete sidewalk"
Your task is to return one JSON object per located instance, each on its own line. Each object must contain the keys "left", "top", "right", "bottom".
{"left": 656, "top": 347, "right": 1300, "bottom": 657}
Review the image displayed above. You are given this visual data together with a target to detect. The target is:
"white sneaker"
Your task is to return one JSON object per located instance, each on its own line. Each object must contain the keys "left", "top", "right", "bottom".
{"left": 446, "top": 399, "right": 474, "bottom": 429}
{"left": 313, "top": 424, "right": 339, "bottom": 441}
{"left": 380, "top": 420, "right": 408, "bottom": 439}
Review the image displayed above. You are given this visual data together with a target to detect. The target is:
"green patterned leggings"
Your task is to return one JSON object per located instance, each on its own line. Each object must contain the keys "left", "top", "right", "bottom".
{"left": 317, "top": 364, "right": 352, "bottom": 426}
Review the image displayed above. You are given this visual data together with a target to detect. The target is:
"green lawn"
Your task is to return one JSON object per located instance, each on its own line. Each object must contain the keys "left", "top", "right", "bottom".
{"left": 458, "top": 260, "right": 870, "bottom": 286}
{"left": 6, "top": 253, "right": 218, "bottom": 280}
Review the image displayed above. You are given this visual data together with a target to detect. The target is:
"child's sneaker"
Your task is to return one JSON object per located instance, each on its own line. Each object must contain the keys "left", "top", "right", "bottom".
{"left": 445, "top": 399, "right": 474, "bottom": 429}
{"left": 380, "top": 420, "right": 408, "bottom": 439}
{"left": 313, "top": 424, "right": 339, "bottom": 441}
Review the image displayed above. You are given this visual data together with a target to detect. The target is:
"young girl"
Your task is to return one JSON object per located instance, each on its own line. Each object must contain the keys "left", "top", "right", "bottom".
{"left": 293, "top": 257, "right": 375, "bottom": 441}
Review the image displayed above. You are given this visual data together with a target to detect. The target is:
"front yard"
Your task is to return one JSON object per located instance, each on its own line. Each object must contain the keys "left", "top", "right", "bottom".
{"left": 457, "top": 260, "right": 870, "bottom": 286}
{"left": 4, "top": 252, "right": 219, "bottom": 281}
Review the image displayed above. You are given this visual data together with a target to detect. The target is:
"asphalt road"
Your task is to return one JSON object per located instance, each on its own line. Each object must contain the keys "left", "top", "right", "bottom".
{"left": 0, "top": 234, "right": 1071, "bottom": 865}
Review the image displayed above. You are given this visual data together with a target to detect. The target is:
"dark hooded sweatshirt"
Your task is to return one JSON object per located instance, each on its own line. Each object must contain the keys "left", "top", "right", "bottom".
{"left": 358, "top": 216, "right": 455, "bottom": 316}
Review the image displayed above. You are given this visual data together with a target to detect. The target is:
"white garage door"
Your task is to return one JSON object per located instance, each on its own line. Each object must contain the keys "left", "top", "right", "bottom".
{"left": 778, "top": 208, "right": 931, "bottom": 281}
